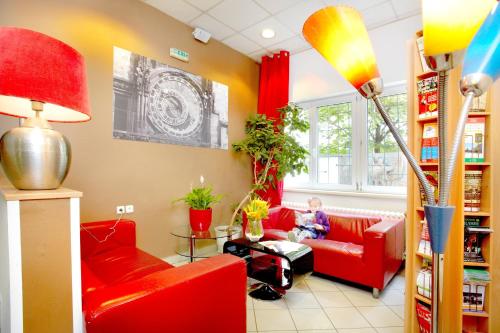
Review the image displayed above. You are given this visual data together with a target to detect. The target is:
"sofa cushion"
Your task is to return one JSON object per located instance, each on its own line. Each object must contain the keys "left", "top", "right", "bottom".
{"left": 278, "top": 207, "right": 297, "bottom": 231}
{"left": 264, "top": 229, "right": 289, "bottom": 240}
{"left": 302, "top": 239, "right": 364, "bottom": 260}
{"left": 326, "top": 214, "right": 381, "bottom": 245}
{"left": 85, "top": 246, "right": 174, "bottom": 286}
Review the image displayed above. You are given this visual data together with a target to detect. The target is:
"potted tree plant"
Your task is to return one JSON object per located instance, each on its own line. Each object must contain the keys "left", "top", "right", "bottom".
{"left": 229, "top": 103, "right": 309, "bottom": 227}
{"left": 174, "top": 176, "right": 222, "bottom": 232}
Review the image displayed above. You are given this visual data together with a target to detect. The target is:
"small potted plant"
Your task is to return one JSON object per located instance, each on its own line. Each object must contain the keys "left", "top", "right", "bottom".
{"left": 243, "top": 198, "right": 270, "bottom": 242}
{"left": 175, "top": 176, "right": 222, "bottom": 232}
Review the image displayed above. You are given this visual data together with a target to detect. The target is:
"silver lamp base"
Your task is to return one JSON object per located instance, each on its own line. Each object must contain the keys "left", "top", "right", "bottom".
{"left": 0, "top": 117, "right": 71, "bottom": 190}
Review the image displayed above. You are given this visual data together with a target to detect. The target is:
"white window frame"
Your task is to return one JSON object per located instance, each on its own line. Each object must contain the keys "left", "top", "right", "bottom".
{"left": 362, "top": 83, "right": 407, "bottom": 195}
{"left": 286, "top": 81, "right": 407, "bottom": 196}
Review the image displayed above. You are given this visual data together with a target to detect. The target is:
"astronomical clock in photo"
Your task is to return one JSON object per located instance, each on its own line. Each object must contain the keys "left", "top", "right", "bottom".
{"left": 112, "top": 47, "right": 229, "bottom": 149}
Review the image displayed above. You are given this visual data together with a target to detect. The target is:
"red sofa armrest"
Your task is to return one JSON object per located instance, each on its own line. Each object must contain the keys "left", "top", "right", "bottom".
{"left": 80, "top": 219, "right": 136, "bottom": 260}
{"left": 83, "top": 254, "right": 247, "bottom": 333}
{"left": 363, "top": 218, "right": 405, "bottom": 290}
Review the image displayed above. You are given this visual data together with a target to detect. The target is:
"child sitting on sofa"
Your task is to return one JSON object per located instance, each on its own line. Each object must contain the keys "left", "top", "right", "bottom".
{"left": 288, "top": 197, "right": 330, "bottom": 242}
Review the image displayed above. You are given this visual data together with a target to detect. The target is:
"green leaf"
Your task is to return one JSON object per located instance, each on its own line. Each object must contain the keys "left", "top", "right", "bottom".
{"left": 173, "top": 185, "right": 223, "bottom": 209}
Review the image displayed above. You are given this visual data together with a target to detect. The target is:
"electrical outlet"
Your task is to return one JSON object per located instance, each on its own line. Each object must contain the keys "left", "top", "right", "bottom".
{"left": 125, "top": 205, "right": 134, "bottom": 214}
{"left": 116, "top": 206, "right": 125, "bottom": 214}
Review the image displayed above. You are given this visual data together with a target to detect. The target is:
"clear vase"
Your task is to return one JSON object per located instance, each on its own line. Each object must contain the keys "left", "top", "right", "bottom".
{"left": 245, "top": 219, "right": 264, "bottom": 242}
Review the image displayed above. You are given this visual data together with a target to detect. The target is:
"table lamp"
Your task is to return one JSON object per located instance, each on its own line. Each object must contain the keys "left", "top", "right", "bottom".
{"left": 303, "top": 4, "right": 497, "bottom": 332}
{"left": 0, "top": 27, "right": 90, "bottom": 190}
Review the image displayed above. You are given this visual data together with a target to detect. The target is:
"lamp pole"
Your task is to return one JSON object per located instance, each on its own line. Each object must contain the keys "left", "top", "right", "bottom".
{"left": 364, "top": 71, "right": 494, "bottom": 333}
{"left": 303, "top": 4, "right": 499, "bottom": 332}
{"left": 359, "top": 74, "right": 455, "bottom": 333}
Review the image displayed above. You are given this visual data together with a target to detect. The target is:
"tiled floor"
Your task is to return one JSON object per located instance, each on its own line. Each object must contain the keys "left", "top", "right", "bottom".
{"left": 167, "top": 256, "right": 405, "bottom": 333}
{"left": 246, "top": 270, "right": 405, "bottom": 333}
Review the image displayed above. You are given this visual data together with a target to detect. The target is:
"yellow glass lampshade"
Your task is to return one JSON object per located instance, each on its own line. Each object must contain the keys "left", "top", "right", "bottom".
{"left": 303, "top": 6, "right": 379, "bottom": 90}
{"left": 423, "top": 0, "right": 496, "bottom": 56}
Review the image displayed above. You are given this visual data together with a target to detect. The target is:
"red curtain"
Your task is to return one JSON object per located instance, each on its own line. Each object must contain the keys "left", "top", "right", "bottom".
{"left": 256, "top": 50, "right": 290, "bottom": 207}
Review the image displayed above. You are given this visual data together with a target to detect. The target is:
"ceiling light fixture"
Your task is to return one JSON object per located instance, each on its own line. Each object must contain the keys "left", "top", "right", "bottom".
{"left": 261, "top": 28, "right": 275, "bottom": 39}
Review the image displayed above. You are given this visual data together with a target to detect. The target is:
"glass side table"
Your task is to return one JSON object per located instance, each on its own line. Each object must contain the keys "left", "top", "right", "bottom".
{"left": 170, "top": 225, "right": 240, "bottom": 262}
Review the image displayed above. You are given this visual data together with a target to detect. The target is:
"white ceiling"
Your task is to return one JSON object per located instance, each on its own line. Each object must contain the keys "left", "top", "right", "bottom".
{"left": 142, "top": 0, "right": 421, "bottom": 62}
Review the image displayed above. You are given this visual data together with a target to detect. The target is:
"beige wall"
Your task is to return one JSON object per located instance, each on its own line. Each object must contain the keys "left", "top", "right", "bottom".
{"left": 0, "top": 0, "right": 259, "bottom": 258}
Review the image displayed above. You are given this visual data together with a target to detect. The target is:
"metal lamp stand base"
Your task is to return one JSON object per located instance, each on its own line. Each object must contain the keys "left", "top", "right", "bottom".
{"left": 249, "top": 283, "right": 283, "bottom": 300}
{"left": 0, "top": 103, "right": 71, "bottom": 190}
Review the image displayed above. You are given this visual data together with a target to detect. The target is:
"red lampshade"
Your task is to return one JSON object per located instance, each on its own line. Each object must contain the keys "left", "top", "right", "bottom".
{"left": 0, "top": 27, "right": 90, "bottom": 122}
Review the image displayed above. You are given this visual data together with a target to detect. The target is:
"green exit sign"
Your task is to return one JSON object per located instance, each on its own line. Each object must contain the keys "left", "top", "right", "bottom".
{"left": 170, "top": 48, "right": 189, "bottom": 62}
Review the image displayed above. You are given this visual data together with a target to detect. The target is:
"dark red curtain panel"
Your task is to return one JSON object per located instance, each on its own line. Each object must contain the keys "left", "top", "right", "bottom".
{"left": 256, "top": 50, "right": 290, "bottom": 207}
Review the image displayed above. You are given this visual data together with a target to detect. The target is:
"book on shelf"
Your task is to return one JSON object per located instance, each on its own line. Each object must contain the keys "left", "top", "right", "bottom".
{"left": 417, "top": 219, "right": 432, "bottom": 257}
{"left": 464, "top": 217, "right": 482, "bottom": 228}
{"left": 415, "top": 33, "right": 432, "bottom": 73}
{"left": 417, "top": 268, "right": 432, "bottom": 299}
{"left": 463, "top": 268, "right": 490, "bottom": 312}
{"left": 464, "top": 117, "right": 486, "bottom": 162}
{"left": 417, "top": 72, "right": 439, "bottom": 119}
{"left": 464, "top": 231, "right": 485, "bottom": 263}
{"left": 416, "top": 302, "right": 431, "bottom": 333}
{"left": 464, "top": 170, "right": 483, "bottom": 212}
{"left": 464, "top": 270, "right": 490, "bottom": 283}
{"left": 419, "top": 170, "right": 438, "bottom": 205}
{"left": 421, "top": 123, "right": 438, "bottom": 163}
{"left": 464, "top": 268, "right": 491, "bottom": 284}
{"left": 463, "top": 284, "right": 487, "bottom": 312}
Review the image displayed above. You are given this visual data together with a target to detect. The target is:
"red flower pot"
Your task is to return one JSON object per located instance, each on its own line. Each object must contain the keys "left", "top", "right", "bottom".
{"left": 189, "top": 208, "right": 212, "bottom": 231}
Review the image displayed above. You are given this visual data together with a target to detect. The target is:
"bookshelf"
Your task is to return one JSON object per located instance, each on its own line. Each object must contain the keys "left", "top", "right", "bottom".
{"left": 405, "top": 35, "right": 499, "bottom": 333}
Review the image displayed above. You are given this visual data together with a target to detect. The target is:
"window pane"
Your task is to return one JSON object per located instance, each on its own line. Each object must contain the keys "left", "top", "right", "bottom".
{"left": 367, "top": 93, "right": 407, "bottom": 187}
{"left": 317, "top": 102, "right": 352, "bottom": 185}
{"left": 284, "top": 109, "right": 310, "bottom": 186}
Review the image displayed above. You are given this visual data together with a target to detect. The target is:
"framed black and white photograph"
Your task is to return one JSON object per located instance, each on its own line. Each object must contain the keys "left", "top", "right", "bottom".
{"left": 112, "top": 47, "right": 229, "bottom": 149}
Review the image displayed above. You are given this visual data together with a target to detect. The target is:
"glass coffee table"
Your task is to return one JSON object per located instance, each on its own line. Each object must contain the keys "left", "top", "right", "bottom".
{"left": 171, "top": 226, "right": 240, "bottom": 262}
{"left": 223, "top": 237, "right": 314, "bottom": 300}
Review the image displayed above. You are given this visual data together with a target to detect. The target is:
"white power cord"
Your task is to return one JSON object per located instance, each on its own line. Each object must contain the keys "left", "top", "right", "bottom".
{"left": 80, "top": 213, "right": 124, "bottom": 244}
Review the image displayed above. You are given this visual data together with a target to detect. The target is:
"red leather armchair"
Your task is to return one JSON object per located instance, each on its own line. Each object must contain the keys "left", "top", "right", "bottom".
{"left": 261, "top": 207, "right": 404, "bottom": 297}
{"left": 80, "top": 219, "right": 247, "bottom": 333}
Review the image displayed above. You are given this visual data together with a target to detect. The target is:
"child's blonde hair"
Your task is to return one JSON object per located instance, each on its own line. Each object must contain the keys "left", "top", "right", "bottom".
{"left": 308, "top": 197, "right": 322, "bottom": 207}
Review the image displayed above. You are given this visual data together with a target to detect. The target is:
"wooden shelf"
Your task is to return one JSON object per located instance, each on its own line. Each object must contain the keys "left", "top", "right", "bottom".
{"left": 417, "top": 161, "right": 490, "bottom": 167}
{"left": 417, "top": 115, "right": 438, "bottom": 122}
{"left": 418, "top": 162, "right": 438, "bottom": 166}
{"left": 407, "top": 34, "right": 498, "bottom": 333}
{"left": 463, "top": 262, "right": 489, "bottom": 267}
{"left": 463, "top": 311, "right": 489, "bottom": 318}
{"left": 415, "top": 294, "right": 432, "bottom": 305}
{"left": 468, "top": 112, "right": 491, "bottom": 117}
{"left": 464, "top": 211, "right": 491, "bottom": 217}
{"left": 415, "top": 256, "right": 490, "bottom": 266}
{"left": 416, "top": 207, "right": 490, "bottom": 217}
{"left": 465, "top": 162, "right": 491, "bottom": 166}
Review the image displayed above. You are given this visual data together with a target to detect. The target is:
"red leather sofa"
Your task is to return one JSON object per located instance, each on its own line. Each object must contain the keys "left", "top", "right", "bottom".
{"left": 261, "top": 207, "right": 404, "bottom": 296}
{"left": 80, "top": 219, "right": 247, "bottom": 333}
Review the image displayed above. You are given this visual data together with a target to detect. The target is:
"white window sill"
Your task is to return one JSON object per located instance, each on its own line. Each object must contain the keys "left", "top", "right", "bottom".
{"left": 284, "top": 187, "right": 407, "bottom": 200}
